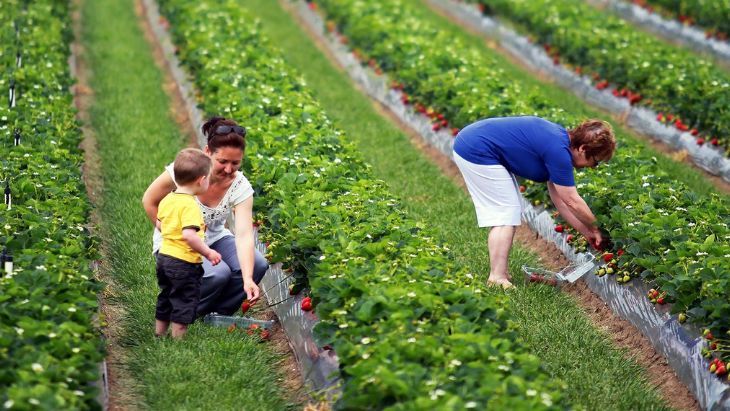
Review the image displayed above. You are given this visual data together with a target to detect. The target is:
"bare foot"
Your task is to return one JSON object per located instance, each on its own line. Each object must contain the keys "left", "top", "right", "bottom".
{"left": 486, "top": 278, "right": 514, "bottom": 289}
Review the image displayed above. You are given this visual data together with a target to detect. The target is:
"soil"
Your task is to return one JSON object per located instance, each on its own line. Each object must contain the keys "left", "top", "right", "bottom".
{"left": 281, "top": 1, "right": 701, "bottom": 410}
{"left": 134, "top": 0, "right": 310, "bottom": 407}
{"left": 424, "top": 0, "right": 730, "bottom": 196}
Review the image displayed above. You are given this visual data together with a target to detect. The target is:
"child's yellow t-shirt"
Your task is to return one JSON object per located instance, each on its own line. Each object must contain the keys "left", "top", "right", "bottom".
{"left": 158, "top": 192, "right": 205, "bottom": 263}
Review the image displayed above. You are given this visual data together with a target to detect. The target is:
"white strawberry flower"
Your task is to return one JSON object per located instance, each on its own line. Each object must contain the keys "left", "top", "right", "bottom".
{"left": 31, "top": 363, "right": 43, "bottom": 373}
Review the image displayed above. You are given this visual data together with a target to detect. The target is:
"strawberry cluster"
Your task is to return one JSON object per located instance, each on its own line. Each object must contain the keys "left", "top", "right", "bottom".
{"left": 702, "top": 329, "right": 729, "bottom": 380}
{"left": 656, "top": 112, "right": 719, "bottom": 146}
{"left": 595, "top": 250, "right": 639, "bottom": 284}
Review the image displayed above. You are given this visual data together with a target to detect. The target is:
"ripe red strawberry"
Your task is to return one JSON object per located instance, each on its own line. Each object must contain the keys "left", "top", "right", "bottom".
{"left": 241, "top": 300, "right": 252, "bottom": 314}
{"left": 667, "top": 114, "right": 675, "bottom": 121}
{"left": 247, "top": 323, "right": 260, "bottom": 335}
{"left": 566, "top": 234, "right": 574, "bottom": 242}
{"left": 437, "top": 114, "right": 445, "bottom": 121}
{"left": 602, "top": 253, "right": 614, "bottom": 263}
{"left": 617, "top": 249, "right": 625, "bottom": 256}
{"left": 656, "top": 112, "right": 665, "bottom": 122}
{"left": 260, "top": 329, "right": 271, "bottom": 341}
{"left": 612, "top": 89, "right": 621, "bottom": 97}
{"left": 675, "top": 119, "right": 689, "bottom": 132}
{"left": 554, "top": 224, "right": 564, "bottom": 233}
{"left": 301, "top": 297, "right": 313, "bottom": 311}
{"left": 431, "top": 124, "right": 441, "bottom": 132}
{"left": 657, "top": 297, "right": 665, "bottom": 305}
{"left": 710, "top": 137, "right": 719, "bottom": 146}
{"left": 401, "top": 94, "right": 410, "bottom": 105}
{"left": 451, "top": 127, "right": 460, "bottom": 136}
{"left": 717, "top": 365, "right": 727, "bottom": 376}
{"left": 628, "top": 93, "right": 642, "bottom": 105}
{"left": 307, "top": 1, "right": 317, "bottom": 10}
{"left": 706, "top": 332, "right": 715, "bottom": 340}
{"left": 440, "top": 119, "right": 448, "bottom": 127}
{"left": 710, "top": 342, "right": 718, "bottom": 350}
{"left": 697, "top": 138, "right": 705, "bottom": 145}
{"left": 690, "top": 128, "right": 699, "bottom": 136}
{"left": 519, "top": 185, "right": 526, "bottom": 193}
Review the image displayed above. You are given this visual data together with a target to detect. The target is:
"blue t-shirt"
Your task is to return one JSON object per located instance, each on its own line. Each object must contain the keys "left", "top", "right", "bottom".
{"left": 453, "top": 116, "right": 575, "bottom": 186}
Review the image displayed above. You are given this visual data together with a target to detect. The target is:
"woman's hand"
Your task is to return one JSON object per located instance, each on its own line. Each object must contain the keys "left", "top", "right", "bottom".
{"left": 244, "top": 280, "right": 261, "bottom": 303}
{"left": 584, "top": 229, "right": 603, "bottom": 251}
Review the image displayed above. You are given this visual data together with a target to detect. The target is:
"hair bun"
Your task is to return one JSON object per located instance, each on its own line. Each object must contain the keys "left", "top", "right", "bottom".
{"left": 202, "top": 116, "right": 227, "bottom": 138}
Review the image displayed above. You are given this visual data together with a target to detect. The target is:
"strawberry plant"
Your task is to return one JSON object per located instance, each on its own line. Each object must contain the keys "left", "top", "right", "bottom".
{"left": 465, "top": 0, "right": 730, "bottom": 156}
{"left": 314, "top": 0, "right": 730, "bottom": 354}
{"left": 0, "top": 1, "right": 103, "bottom": 409}
{"left": 156, "top": 0, "right": 570, "bottom": 407}
{"left": 635, "top": 0, "right": 730, "bottom": 41}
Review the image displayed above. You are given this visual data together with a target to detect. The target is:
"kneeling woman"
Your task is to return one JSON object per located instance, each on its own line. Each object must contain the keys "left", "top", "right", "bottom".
{"left": 143, "top": 117, "right": 268, "bottom": 317}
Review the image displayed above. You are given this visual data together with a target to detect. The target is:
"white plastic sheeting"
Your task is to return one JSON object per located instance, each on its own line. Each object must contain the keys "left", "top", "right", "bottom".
{"left": 426, "top": 0, "right": 730, "bottom": 184}
{"left": 586, "top": 0, "right": 730, "bottom": 64}
{"left": 294, "top": 1, "right": 730, "bottom": 408}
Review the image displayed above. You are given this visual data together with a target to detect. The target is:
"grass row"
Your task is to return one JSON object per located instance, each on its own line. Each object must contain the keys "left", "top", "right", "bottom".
{"left": 81, "top": 0, "right": 295, "bottom": 408}
{"left": 244, "top": 1, "right": 677, "bottom": 409}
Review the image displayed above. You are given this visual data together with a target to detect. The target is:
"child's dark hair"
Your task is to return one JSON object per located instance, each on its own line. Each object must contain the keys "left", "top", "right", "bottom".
{"left": 174, "top": 148, "right": 212, "bottom": 185}
{"left": 202, "top": 117, "right": 246, "bottom": 153}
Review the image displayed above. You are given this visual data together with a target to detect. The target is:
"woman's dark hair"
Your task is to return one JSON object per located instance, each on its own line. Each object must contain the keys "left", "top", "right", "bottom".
{"left": 201, "top": 116, "right": 246, "bottom": 153}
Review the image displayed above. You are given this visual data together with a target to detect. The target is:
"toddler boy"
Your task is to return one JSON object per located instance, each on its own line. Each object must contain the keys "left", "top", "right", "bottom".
{"left": 155, "top": 148, "right": 221, "bottom": 339}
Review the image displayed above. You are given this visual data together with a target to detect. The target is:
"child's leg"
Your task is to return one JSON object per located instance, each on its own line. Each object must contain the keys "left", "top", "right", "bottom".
{"left": 163, "top": 256, "right": 204, "bottom": 338}
{"left": 155, "top": 319, "right": 170, "bottom": 337}
{"left": 155, "top": 255, "right": 173, "bottom": 337}
{"left": 170, "top": 322, "right": 188, "bottom": 339}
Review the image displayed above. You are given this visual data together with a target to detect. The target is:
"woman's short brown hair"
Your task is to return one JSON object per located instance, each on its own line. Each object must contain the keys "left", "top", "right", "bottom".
{"left": 569, "top": 119, "right": 616, "bottom": 162}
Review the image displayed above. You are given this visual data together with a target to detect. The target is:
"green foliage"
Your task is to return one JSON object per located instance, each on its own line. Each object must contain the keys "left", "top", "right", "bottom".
{"left": 157, "top": 0, "right": 570, "bottom": 408}
{"left": 0, "top": 1, "right": 103, "bottom": 409}
{"left": 466, "top": 0, "right": 730, "bottom": 153}
{"left": 317, "top": 0, "right": 730, "bottom": 350}
{"left": 641, "top": 0, "right": 730, "bottom": 39}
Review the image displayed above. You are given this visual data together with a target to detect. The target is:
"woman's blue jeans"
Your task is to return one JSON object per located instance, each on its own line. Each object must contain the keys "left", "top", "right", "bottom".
{"left": 197, "top": 235, "right": 269, "bottom": 317}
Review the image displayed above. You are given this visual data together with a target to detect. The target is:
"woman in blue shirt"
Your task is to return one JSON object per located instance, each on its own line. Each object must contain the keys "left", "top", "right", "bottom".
{"left": 453, "top": 116, "right": 616, "bottom": 288}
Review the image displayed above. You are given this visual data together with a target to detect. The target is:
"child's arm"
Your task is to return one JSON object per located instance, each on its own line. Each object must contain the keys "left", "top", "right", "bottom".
{"left": 182, "top": 228, "right": 221, "bottom": 265}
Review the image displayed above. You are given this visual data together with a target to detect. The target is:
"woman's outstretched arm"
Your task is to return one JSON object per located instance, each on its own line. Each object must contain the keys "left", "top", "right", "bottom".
{"left": 142, "top": 171, "right": 176, "bottom": 226}
{"left": 232, "top": 196, "right": 260, "bottom": 302}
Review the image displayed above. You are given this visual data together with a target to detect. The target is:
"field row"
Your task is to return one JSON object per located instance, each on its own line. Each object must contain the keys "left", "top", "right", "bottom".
{"left": 155, "top": 0, "right": 571, "bottom": 408}
{"left": 0, "top": 1, "right": 102, "bottom": 409}
{"left": 465, "top": 0, "right": 730, "bottom": 158}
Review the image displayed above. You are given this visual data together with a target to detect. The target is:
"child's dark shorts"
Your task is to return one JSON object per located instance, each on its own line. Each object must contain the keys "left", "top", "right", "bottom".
{"left": 155, "top": 253, "right": 204, "bottom": 325}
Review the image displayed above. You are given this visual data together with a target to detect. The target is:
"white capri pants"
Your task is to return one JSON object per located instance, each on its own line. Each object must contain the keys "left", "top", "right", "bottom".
{"left": 453, "top": 152, "right": 523, "bottom": 227}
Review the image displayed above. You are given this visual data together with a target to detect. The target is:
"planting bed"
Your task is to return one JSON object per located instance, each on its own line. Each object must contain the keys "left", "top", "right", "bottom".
{"left": 434, "top": 0, "right": 730, "bottom": 184}
{"left": 295, "top": 0, "right": 730, "bottom": 408}
{"left": 0, "top": 1, "right": 103, "bottom": 409}
{"left": 150, "top": 0, "right": 574, "bottom": 408}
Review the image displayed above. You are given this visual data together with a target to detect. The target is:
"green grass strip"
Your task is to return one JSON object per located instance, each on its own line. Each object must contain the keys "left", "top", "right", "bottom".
{"left": 80, "top": 0, "right": 296, "bottom": 408}
{"left": 245, "top": 1, "right": 676, "bottom": 410}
